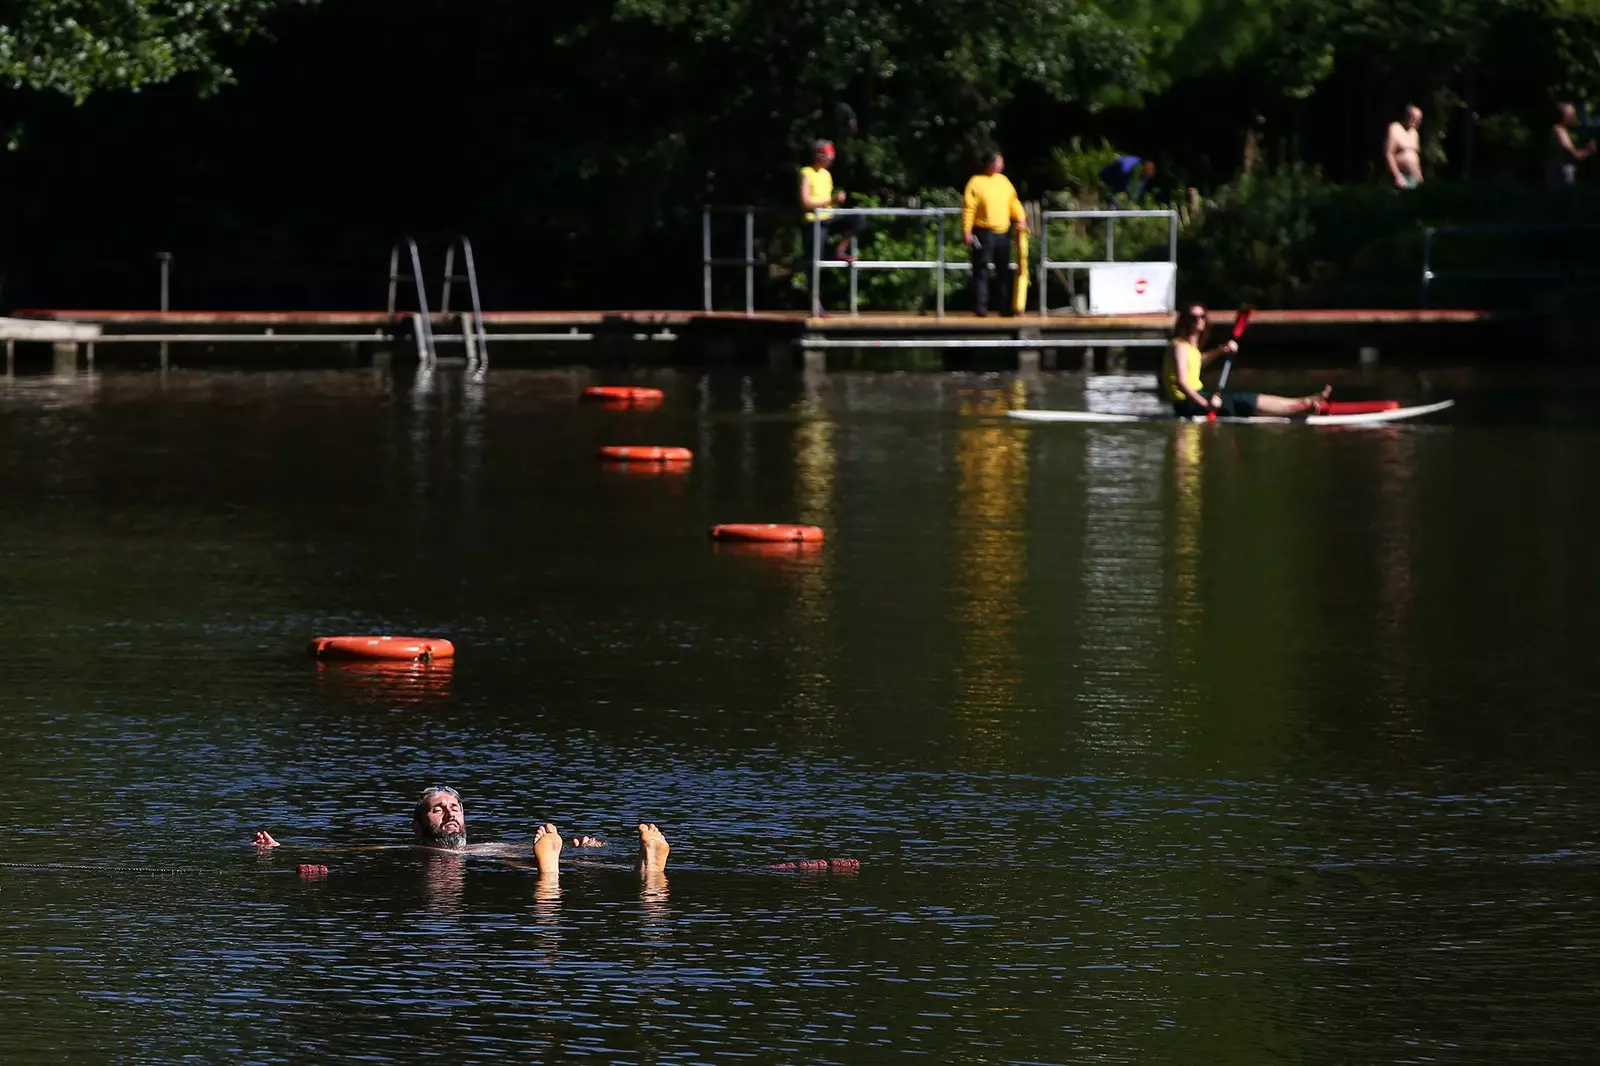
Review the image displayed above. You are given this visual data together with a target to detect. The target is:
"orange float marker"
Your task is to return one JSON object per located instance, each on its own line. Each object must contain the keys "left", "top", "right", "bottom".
{"left": 582, "top": 386, "right": 665, "bottom": 404}
{"left": 307, "top": 636, "right": 456, "bottom": 663}
{"left": 597, "top": 445, "right": 693, "bottom": 463}
{"left": 710, "top": 523, "right": 824, "bottom": 544}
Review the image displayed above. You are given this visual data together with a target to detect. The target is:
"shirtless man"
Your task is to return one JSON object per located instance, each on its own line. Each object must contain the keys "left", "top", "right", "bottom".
{"left": 1547, "top": 102, "right": 1596, "bottom": 190}
{"left": 1385, "top": 104, "right": 1424, "bottom": 190}
{"left": 252, "top": 785, "right": 670, "bottom": 876}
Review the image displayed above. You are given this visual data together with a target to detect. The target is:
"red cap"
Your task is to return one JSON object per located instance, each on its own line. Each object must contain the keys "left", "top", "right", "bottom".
{"left": 816, "top": 141, "right": 836, "bottom": 160}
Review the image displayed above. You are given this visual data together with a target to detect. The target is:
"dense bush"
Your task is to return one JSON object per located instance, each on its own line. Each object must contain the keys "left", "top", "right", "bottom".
{"left": 1179, "top": 166, "right": 1600, "bottom": 308}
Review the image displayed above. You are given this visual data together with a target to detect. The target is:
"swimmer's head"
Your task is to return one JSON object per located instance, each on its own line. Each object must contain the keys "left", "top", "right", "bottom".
{"left": 413, "top": 785, "right": 466, "bottom": 849}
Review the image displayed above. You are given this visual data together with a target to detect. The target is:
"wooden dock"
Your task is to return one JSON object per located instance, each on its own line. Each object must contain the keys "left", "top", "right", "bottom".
{"left": 5, "top": 307, "right": 1513, "bottom": 371}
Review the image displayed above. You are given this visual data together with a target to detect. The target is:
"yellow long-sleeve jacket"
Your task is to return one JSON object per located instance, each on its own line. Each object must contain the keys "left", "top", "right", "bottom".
{"left": 961, "top": 173, "right": 1026, "bottom": 235}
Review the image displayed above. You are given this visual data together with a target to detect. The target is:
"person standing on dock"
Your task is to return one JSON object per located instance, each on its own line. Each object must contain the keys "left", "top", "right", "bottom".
{"left": 1385, "top": 105, "right": 1425, "bottom": 190}
{"left": 961, "top": 150, "right": 1027, "bottom": 317}
{"left": 1546, "top": 103, "right": 1595, "bottom": 191}
{"left": 800, "top": 140, "right": 861, "bottom": 267}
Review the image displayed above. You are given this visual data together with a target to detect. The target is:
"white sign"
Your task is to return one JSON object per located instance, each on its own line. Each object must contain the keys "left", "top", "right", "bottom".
{"left": 1086, "top": 262, "right": 1176, "bottom": 315}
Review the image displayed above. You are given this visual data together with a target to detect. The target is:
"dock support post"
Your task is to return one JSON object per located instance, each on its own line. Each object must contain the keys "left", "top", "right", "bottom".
{"left": 52, "top": 341, "right": 78, "bottom": 377}
{"left": 5, "top": 338, "right": 13, "bottom": 377}
{"left": 86, "top": 342, "right": 95, "bottom": 371}
{"left": 157, "top": 251, "right": 172, "bottom": 372}
{"left": 1082, "top": 347, "right": 1096, "bottom": 373}
{"left": 1359, "top": 346, "right": 1380, "bottom": 366}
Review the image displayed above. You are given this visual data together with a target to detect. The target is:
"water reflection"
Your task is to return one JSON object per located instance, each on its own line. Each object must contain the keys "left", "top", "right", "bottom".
{"left": 951, "top": 386, "right": 1029, "bottom": 753}
{"left": 2, "top": 368, "right": 1600, "bottom": 1064}
{"left": 315, "top": 660, "right": 455, "bottom": 708}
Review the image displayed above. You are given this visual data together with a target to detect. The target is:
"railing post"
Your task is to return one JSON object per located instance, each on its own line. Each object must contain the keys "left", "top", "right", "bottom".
{"left": 810, "top": 217, "right": 822, "bottom": 318}
{"left": 1168, "top": 210, "right": 1178, "bottom": 267}
{"left": 849, "top": 232, "right": 859, "bottom": 316}
{"left": 1420, "top": 227, "right": 1436, "bottom": 309}
{"left": 386, "top": 246, "right": 400, "bottom": 314}
{"left": 1106, "top": 217, "right": 1115, "bottom": 262}
{"left": 744, "top": 208, "right": 755, "bottom": 316}
{"left": 703, "top": 209, "right": 714, "bottom": 313}
{"left": 156, "top": 251, "right": 172, "bottom": 372}
{"left": 459, "top": 236, "right": 489, "bottom": 372}
{"left": 936, "top": 214, "right": 946, "bottom": 318}
{"left": 440, "top": 244, "right": 456, "bottom": 314}
{"left": 1039, "top": 213, "right": 1049, "bottom": 318}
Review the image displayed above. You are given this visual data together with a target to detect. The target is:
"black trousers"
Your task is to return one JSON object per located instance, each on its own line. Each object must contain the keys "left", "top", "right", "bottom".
{"left": 803, "top": 213, "right": 867, "bottom": 266}
{"left": 969, "top": 228, "right": 1013, "bottom": 315}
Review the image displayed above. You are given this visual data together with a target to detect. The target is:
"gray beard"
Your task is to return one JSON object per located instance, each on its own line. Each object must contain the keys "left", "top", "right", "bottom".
{"left": 421, "top": 826, "right": 467, "bottom": 849}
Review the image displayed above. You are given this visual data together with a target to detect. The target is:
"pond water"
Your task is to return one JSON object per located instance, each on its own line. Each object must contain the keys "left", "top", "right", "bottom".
{"left": 2, "top": 363, "right": 1598, "bottom": 1063}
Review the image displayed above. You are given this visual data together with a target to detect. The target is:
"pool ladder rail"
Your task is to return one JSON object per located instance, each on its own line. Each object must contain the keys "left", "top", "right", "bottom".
{"left": 387, "top": 235, "right": 489, "bottom": 369}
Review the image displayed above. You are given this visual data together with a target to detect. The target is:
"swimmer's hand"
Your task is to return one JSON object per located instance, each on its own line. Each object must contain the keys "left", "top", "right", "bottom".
{"left": 254, "top": 830, "right": 281, "bottom": 848}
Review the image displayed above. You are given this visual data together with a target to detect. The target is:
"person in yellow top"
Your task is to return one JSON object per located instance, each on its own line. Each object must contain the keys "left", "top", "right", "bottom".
{"left": 1164, "top": 304, "right": 1330, "bottom": 418}
{"left": 961, "top": 150, "right": 1028, "bottom": 316}
{"left": 799, "top": 140, "right": 862, "bottom": 267}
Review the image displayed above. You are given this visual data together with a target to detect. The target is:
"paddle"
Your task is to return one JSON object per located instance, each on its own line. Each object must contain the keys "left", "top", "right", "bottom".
{"left": 1208, "top": 304, "right": 1254, "bottom": 422}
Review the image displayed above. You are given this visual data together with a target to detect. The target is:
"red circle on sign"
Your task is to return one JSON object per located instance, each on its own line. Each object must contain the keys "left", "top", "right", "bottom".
{"left": 1134, "top": 278, "right": 1148, "bottom": 294}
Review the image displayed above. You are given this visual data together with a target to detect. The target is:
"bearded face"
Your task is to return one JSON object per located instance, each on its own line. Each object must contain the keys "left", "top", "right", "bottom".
{"left": 414, "top": 787, "right": 467, "bottom": 850}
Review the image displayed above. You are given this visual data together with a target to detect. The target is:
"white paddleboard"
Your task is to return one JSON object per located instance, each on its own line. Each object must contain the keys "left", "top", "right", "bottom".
{"left": 1008, "top": 399, "right": 1455, "bottom": 426}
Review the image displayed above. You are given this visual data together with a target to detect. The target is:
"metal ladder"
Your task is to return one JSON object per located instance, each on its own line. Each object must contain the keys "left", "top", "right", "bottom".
{"left": 387, "top": 237, "right": 438, "bottom": 364}
{"left": 439, "top": 237, "right": 490, "bottom": 371}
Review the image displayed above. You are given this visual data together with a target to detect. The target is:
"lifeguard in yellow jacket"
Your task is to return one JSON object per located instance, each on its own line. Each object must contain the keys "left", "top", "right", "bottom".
{"left": 961, "top": 150, "right": 1028, "bottom": 317}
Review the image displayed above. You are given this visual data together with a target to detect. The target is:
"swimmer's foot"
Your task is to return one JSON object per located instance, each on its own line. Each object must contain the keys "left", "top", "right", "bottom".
{"left": 1306, "top": 384, "right": 1333, "bottom": 413}
{"left": 533, "top": 822, "right": 563, "bottom": 874}
{"left": 637, "top": 822, "right": 670, "bottom": 874}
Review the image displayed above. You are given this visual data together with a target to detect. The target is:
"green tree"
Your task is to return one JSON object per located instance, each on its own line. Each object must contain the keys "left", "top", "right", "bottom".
{"left": 0, "top": 0, "right": 314, "bottom": 102}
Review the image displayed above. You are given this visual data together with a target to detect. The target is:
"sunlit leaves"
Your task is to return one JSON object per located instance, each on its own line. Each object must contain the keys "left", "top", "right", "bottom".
{"left": 0, "top": 0, "right": 313, "bottom": 102}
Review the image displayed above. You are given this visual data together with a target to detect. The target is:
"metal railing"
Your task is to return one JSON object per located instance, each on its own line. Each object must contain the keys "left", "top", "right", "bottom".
{"left": 440, "top": 237, "right": 490, "bottom": 371}
{"left": 808, "top": 207, "right": 974, "bottom": 318}
{"left": 387, "top": 237, "right": 438, "bottom": 363}
{"left": 1038, "top": 209, "right": 1179, "bottom": 317}
{"left": 1420, "top": 224, "right": 1600, "bottom": 307}
{"left": 702, "top": 204, "right": 1180, "bottom": 318}
{"left": 702, "top": 205, "right": 783, "bottom": 315}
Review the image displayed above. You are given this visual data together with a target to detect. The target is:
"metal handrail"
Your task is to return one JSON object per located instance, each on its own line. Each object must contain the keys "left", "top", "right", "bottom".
{"left": 1420, "top": 224, "right": 1600, "bottom": 307}
{"left": 386, "top": 237, "right": 437, "bottom": 364}
{"left": 703, "top": 203, "right": 1181, "bottom": 318}
{"left": 702, "top": 205, "right": 785, "bottom": 315}
{"left": 1037, "top": 209, "right": 1179, "bottom": 317}
{"left": 441, "top": 237, "right": 491, "bottom": 371}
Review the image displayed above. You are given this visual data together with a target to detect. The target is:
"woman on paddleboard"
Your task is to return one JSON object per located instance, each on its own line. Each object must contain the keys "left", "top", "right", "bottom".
{"left": 1164, "top": 304, "right": 1330, "bottom": 418}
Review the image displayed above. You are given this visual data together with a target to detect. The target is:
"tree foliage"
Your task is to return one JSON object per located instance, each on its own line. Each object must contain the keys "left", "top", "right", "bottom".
{"left": 0, "top": 0, "right": 313, "bottom": 102}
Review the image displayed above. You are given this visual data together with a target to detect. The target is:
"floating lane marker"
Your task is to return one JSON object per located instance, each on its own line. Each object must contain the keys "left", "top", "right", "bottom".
{"left": 582, "top": 386, "right": 665, "bottom": 404}
{"left": 307, "top": 636, "right": 455, "bottom": 662}
{"left": 710, "top": 523, "right": 825, "bottom": 543}
{"left": 597, "top": 445, "right": 693, "bottom": 463}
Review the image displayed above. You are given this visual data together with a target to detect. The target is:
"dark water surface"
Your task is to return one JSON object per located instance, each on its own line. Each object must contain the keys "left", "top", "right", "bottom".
{"left": 2, "top": 364, "right": 1598, "bottom": 1064}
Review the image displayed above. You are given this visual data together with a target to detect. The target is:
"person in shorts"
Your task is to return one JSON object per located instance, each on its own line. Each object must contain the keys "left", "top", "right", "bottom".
{"left": 1163, "top": 304, "right": 1330, "bottom": 418}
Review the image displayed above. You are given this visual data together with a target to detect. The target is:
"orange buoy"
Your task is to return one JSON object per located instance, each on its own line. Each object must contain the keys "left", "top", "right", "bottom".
{"left": 307, "top": 636, "right": 456, "bottom": 662}
{"left": 710, "top": 523, "right": 824, "bottom": 543}
{"left": 597, "top": 445, "right": 693, "bottom": 463}
{"left": 583, "top": 386, "right": 664, "bottom": 404}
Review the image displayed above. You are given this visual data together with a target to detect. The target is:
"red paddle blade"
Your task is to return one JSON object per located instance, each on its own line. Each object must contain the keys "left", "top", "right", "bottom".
{"left": 1231, "top": 305, "right": 1255, "bottom": 340}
